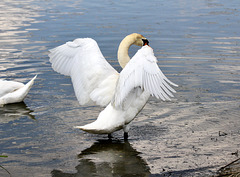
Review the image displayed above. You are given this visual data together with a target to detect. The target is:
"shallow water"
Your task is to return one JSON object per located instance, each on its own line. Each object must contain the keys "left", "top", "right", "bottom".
{"left": 0, "top": 0, "right": 240, "bottom": 176}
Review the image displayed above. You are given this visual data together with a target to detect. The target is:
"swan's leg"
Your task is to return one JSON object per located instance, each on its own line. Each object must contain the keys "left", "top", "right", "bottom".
{"left": 108, "top": 133, "right": 113, "bottom": 139}
{"left": 124, "top": 132, "right": 128, "bottom": 140}
{"left": 123, "top": 124, "right": 130, "bottom": 140}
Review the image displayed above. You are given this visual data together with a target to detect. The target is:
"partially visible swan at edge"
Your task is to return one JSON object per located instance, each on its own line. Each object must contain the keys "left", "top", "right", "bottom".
{"left": 0, "top": 75, "right": 37, "bottom": 107}
{"left": 49, "top": 33, "right": 178, "bottom": 139}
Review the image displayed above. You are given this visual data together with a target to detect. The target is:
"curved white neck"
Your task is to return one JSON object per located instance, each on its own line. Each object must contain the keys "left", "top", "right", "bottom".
{"left": 117, "top": 35, "right": 136, "bottom": 68}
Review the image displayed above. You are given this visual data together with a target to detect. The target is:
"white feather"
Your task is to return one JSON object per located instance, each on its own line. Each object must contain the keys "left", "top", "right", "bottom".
{"left": 113, "top": 46, "right": 178, "bottom": 109}
{"left": 49, "top": 38, "right": 118, "bottom": 106}
{"left": 0, "top": 75, "right": 37, "bottom": 106}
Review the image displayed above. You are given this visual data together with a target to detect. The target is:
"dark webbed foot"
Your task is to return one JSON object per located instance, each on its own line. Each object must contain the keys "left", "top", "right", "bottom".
{"left": 108, "top": 133, "right": 113, "bottom": 139}
{"left": 124, "top": 132, "right": 128, "bottom": 140}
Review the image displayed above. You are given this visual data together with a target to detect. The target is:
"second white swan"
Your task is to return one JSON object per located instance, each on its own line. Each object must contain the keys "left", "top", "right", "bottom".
{"left": 49, "top": 33, "right": 177, "bottom": 139}
{"left": 0, "top": 75, "right": 37, "bottom": 107}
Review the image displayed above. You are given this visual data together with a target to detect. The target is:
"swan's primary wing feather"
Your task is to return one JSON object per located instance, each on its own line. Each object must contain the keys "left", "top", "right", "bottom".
{"left": 49, "top": 38, "right": 119, "bottom": 106}
{"left": 113, "top": 45, "right": 178, "bottom": 108}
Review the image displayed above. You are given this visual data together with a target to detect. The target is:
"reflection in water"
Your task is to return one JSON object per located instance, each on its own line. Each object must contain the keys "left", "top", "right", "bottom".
{"left": 0, "top": 102, "right": 35, "bottom": 123}
{"left": 52, "top": 140, "right": 150, "bottom": 177}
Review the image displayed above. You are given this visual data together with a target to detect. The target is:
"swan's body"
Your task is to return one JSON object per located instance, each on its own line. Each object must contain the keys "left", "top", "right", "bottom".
{"left": 49, "top": 33, "right": 177, "bottom": 139}
{"left": 0, "top": 75, "right": 37, "bottom": 106}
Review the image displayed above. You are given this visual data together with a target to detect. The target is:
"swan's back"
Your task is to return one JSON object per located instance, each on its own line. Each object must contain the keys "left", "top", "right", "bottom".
{"left": 0, "top": 80, "right": 24, "bottom": 98}
{"left": 0, "top": 75, "right": 37, "bottom": 106}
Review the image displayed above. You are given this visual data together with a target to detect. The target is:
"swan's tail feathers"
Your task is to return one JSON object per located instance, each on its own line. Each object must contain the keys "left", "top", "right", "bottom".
{"left": 74, "top": 124, "right": 101, "bottom": 134}
{"left": 26, "top": 75, "right": 37, "bottom": 88}
{"left": 74, "top": 125, "right": 87, "bottom": 130}
{"left": 74, "top": 124, "right": 99, "bottom": 134}
{"left": 15, "top": 75, "right": 37, "bottom": 102}
{"left": 74, "top": 122, "right": 117, "bottom": 134}
{"left": 22, "top": 75, "right": 37, "bottom": 97}
{"left": 74, "top": 126, "right": 82, "bottom": 129}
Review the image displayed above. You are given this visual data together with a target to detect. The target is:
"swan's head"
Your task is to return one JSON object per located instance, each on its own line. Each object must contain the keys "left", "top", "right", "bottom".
{"left": 131, "top": 33, "right": 149, "bottom": 47}
{"left": 118, "top": 33, "right": 150, "bottom": 68}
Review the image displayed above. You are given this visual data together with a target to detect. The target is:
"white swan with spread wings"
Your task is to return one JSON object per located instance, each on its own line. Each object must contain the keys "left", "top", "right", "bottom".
{"left": 49, "top": 33, "right": 177, "bottom": 139}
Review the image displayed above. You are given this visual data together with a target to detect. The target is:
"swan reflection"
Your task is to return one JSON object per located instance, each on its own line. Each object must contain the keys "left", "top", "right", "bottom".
{"left": 0, "top": 102, "right": 35, "bottom": 123}
{"left": 52, "top": 140, "right": 150, "bottom": 177}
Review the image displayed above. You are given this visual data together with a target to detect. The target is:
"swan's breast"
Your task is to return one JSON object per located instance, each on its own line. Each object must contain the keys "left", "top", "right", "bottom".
{"left": 123, "top": 88, "right": 150, "bottom": 124}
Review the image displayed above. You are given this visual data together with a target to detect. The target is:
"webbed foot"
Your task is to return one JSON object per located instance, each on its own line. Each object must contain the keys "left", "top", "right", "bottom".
{"left": 108, "top": 133, "right": 113, "bottom": 139}
{"left": 124, "top": 132, "right": 128, "bottom": 140}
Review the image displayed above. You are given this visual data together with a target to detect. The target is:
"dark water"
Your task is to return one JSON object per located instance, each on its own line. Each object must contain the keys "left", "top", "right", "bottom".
{"left": 0, "top": 0, "right": 240, "bottom": 176}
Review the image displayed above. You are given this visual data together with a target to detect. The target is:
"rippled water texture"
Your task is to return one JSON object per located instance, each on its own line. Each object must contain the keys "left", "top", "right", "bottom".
{"left": 0, "top": 0, "right": 240, "bottom": 176}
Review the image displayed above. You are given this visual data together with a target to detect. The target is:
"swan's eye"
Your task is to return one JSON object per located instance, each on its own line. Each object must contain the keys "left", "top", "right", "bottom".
{"left": 142, "top": 39, "right": 149, "bottom": 46}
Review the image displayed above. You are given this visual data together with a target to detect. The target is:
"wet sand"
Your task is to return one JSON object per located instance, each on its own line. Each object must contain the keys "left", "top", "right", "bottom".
{"left": 216, "top": 158, "right": 240, "bottom": 176}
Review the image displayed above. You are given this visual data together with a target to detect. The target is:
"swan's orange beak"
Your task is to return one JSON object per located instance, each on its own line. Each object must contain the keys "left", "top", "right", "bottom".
{"left": 142, "top": 39, "right": 149, "bottom": 46}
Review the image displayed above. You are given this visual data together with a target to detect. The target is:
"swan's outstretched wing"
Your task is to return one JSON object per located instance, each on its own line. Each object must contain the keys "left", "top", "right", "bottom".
{"left": 113, "top": 45, "right": 178, "bottom": 108}
{"left": 49, "top": 38, "right": 119, "bottom": 106}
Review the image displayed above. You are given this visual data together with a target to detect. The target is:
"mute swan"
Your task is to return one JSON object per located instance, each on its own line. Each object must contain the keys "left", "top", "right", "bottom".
{"left": 49, "top": 33, "right": 177, "bottom": 139}
{"left": 0, "top": 75, "right": 37, "bottom": 107}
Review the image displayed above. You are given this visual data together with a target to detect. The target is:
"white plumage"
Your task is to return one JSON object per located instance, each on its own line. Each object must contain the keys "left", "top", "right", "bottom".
{"left": 49, "top": 38, "right": 118, "bottom": 106}
{"left": 113, "top": 46, "right": 177, "bottom": 109}
{"left": 49, "top": 33, "right": 177, "bottom": 138}
{"left": 0, "top": 75, "right": 37, "bottom": 106}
